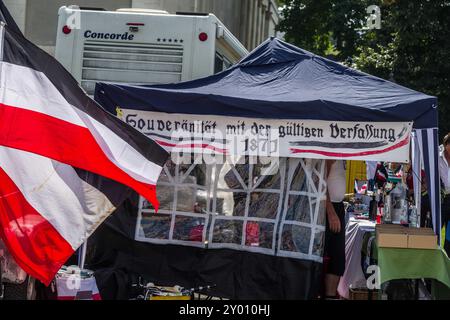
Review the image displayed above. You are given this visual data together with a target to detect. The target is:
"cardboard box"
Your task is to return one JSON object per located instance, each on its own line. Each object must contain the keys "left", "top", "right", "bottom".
{"left": 376, "top": 224, "right": 405, "bottom": 231}
{"left": 376, "top": 232, "right": 408, "bottom": 248}
{"left": 376, "top": 225, "right": 437, "bottom": 249}
{"left": 407, "top": 228, "right": 437, "bottom": 250}
{"left": 349, "top": 287, "right": 379, "bottom": 300}
{"left": 376, "top": 225, "right": 408, "bottom": 248}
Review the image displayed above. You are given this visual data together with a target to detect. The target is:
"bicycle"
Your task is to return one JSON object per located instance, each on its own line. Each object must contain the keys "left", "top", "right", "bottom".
{"left": 129, "top": 277, "right": 218, "bottom": 300}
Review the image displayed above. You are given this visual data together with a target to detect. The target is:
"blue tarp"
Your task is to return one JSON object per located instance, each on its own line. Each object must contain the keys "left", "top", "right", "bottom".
{"left": 95, "top": 37, "right": 437, "bottom": 130}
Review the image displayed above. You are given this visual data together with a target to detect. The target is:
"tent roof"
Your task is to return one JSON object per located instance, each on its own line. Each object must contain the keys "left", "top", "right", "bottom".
{"left": 95, "top": 38, "right": 437, "bottom": 129}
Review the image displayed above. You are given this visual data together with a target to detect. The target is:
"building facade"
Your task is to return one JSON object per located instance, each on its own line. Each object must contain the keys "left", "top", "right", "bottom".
{"left": 4, "top": 0, "right": 280, "bottom": 55}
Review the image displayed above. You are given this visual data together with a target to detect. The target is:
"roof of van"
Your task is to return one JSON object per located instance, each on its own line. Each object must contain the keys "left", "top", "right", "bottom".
{"left": 116, "top": 8, "right": 169, "bottom": 15}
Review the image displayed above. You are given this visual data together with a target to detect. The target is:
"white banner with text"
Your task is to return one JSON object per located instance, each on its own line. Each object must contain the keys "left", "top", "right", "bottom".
{"left": 118, "top": 108, "right": 412, "bottom": 163}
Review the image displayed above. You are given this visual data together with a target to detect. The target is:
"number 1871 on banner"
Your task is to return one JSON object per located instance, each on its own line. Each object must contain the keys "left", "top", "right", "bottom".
{"left": 229, "top": 130, "right": 280, "bottom": 158}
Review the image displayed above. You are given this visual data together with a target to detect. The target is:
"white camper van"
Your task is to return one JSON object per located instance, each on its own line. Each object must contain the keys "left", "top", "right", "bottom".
{"left": 55, "top": 6, "right": 248, "bottom": 95}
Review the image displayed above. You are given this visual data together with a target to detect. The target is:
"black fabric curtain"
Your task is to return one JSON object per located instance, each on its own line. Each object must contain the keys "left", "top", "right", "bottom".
{"left": 87, "top": 198, "right": 323, "bottom": 300}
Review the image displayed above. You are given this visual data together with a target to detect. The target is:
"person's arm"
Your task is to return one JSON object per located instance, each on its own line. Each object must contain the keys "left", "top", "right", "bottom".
{"left": 326, "top": 160, "right": 341, "bottom": 234}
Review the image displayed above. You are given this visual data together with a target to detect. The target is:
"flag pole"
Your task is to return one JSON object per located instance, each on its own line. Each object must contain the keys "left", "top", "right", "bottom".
{"left": 78, "top": 241, "right": 87, "bottom": 270}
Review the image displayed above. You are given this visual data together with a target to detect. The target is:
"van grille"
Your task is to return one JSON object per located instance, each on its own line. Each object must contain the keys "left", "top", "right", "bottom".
{"left": 81, "top": 40, "right": 183, "bottom": 94}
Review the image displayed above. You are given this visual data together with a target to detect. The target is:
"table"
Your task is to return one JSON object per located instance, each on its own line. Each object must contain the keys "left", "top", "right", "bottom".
{"left": 338, "top": 217, "right": 450, "bottom": 300}
{"left": 337, "top": 217, "right": 375, "bottom": 299}
{"left": 376, "top": 245, "right": 450, "bottom": 298}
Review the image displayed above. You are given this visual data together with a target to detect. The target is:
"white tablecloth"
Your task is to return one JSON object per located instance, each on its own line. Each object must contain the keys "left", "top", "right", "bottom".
{"left": 337, "top": 217, "right": 376, "bottom": 299}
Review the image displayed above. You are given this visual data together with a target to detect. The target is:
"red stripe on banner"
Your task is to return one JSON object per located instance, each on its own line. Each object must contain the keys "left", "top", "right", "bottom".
{"left": 0, "top": 104, "right": 160, "bottom": 211}
{"left": 155, "top": 140, "right": 228, "bottom": 154}
{"left": 0, "top": 168, "right": 74, "bottom": 286}
{"left": 290, "top": 135, "right": 410, "bottom": 158}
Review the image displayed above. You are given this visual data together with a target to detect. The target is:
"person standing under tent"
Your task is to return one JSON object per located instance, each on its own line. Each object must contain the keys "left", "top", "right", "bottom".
{"left": 323, "top": 160, "right": 347, "bottom": 299}
{"left": 438, "top": 133, "right": 450, "bottom": 255}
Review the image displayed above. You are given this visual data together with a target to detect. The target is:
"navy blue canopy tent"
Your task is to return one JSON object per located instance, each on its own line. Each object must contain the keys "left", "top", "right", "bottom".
{"left": 96, "top": 37, "right": 441, "bottom": 241}
{"left": 98, "top": 38, "right": 436, "bottom": 128}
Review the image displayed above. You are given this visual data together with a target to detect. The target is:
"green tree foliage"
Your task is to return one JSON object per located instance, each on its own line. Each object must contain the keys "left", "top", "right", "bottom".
{"left": 277, "top": 0, "right": 334, "bottom": 55}
{"left": 278, "top": 0, "right": 379, "bottom": 59}
{"left": 278, "top": 0, "right": 450, "bottom": 138}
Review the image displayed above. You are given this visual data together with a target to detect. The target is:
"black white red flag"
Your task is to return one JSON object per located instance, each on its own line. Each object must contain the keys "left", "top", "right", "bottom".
{"left": 0, "top": 1, "right": 168, "bottom": 285}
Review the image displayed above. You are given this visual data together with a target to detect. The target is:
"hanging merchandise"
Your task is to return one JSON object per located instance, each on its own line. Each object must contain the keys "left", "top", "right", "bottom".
{"left": 389, "top": 183, "right": 408, "bottom": 224}
{"left": 55, "top": 266, "right": 101, "bottom": 300}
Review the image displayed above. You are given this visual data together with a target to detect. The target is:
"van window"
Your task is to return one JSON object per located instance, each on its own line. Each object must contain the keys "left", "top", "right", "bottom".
{"left": 214, "top": 52, "right": 232, "bottom": 74}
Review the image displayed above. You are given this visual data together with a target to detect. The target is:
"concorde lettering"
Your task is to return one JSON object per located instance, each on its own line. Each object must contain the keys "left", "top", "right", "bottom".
{"left": 84, "top": 30, "right": 134, "bottom": 41}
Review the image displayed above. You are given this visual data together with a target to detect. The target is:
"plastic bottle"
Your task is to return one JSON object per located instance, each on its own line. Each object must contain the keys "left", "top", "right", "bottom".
{"left": 383, "top": 194, "right": 392, "bottom": 223}
{"left": 409, "top": 206, "right": 418, "bottom": 228}
{"left": 390, "top": 183, "right": 407, "bottom": 224}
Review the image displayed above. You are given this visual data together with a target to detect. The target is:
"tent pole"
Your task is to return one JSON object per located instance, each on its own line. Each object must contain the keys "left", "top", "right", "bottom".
{"left": 418, "top": 128, "right": 441, "bottom": 245}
